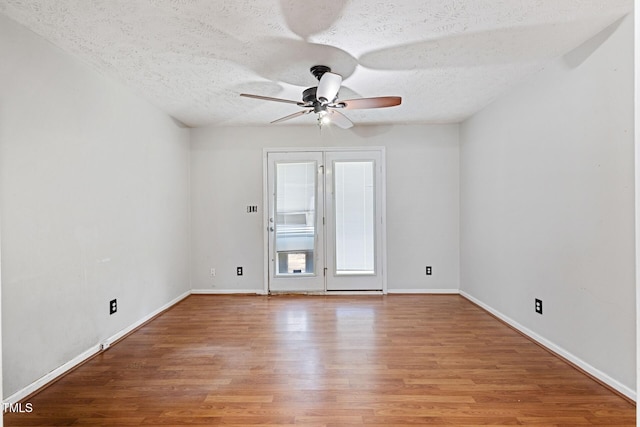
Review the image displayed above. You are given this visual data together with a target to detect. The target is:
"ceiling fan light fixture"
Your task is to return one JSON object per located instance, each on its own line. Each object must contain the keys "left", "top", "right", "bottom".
{"left": 313, "top": 104, "right": 327, "bottom": 114}
{"left": 317, "top": 109, "right": 331, "bottom": 127}
{"left": 319, "top": 111, "right": 331, "bottom": 125}
{"left": 240, "top": 64, "right": 401, "bottom": 128}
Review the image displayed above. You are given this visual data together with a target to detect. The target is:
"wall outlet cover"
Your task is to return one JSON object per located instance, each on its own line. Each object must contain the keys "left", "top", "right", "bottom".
{"left": 535, "top": 298, "right": 543, "bottom": 315}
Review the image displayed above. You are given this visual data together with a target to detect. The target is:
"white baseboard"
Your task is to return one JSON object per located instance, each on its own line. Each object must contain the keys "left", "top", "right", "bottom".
{"left": 195, "top": 288, "right": 458, "bottom": 295}
{"left": 290, "top": 291, "right": 384, "bottom": 295}
{"left": 3, "top": 290, "right": 191, "bottom": 407}
{"left": 3, "top": 343, "right": 102, "bottom": 407}
{"left": 387, "top": 288, "right": 460, "bottom": 294}
{"left": 100, "top": 290, "right": 191, "bottom": 348}
{"left": 459, "top": 290, "right": 636, "bottom": 402}
{"left": 191, "top": 288, "right": 267, "bottom": 295}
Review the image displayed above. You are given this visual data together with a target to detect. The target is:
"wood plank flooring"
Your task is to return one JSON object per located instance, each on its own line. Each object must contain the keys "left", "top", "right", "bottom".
{"left": 5, "top": 294, "right": 635, "bottom": 426}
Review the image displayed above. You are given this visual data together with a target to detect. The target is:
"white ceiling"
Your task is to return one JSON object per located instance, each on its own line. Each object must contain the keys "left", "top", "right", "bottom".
{"left": 0, "top": 0, "right": 633, "bottom": 128}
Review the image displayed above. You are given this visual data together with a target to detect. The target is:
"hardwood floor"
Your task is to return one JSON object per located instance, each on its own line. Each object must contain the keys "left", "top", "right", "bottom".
{"left": 5, "top": 294, "right": 635, "bottom": 426}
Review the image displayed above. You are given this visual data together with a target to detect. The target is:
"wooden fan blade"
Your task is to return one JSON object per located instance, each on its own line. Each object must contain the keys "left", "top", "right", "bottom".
{"left": 329, "top": 110, "right": 353, "bottom": 129}
{"left": 340, "top": 96, "right": 402, "bottom": 110}
{"left": 240, "top": 93, "right": 302, "bottom": 105}
{"left": 271, "top": 109, "right": 312, "bottom": 124}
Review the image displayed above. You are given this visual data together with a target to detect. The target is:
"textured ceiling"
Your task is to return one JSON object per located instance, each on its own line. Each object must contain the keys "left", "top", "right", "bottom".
{"left": 0, "top": 0, "right": 633, "bottom": 128}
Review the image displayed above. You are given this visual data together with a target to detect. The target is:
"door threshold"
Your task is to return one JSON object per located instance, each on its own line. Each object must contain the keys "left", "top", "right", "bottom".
{"left": 268, "top": 290, "right": 385, "bottom": 296}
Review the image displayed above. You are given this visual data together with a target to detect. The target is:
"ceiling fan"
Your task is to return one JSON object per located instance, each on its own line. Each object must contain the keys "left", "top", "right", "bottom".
{"left": 240, "top": 65, "right": 402, "bottom": 129}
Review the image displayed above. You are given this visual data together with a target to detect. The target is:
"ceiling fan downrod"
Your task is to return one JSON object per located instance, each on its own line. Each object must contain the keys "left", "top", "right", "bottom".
{"left": 310, "top": 65, "right": 332, "bottom": 81}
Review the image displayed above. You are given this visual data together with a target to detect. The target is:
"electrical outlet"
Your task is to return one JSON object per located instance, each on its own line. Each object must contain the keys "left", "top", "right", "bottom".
{"left": 246, "top": 205, "right": 258, "bottom": 213}
{"left": 426, "top": 266, "right": 432, "bottom": 275}
{"left": 237, "top": 266, "right": 243, "bottom": 276}
{"left": 535, "top": 298, "right": 543, "bottom": 315}
{"left": 110, "top": 299, "right": 117, "bottom": 315}
{"left": 210, "top": 268, "right": 216, "bottom": 277}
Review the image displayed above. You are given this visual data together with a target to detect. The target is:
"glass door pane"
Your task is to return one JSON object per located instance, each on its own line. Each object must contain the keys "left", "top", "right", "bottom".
{"left": 275, "top": 161, "right": 317, "bottom": 276}
{"left": 325, "top": 150, "right": 384, "bottom": 291}
{"left": 334, "top": 161, "right": 375, "bottom": 275}
{"left": 267, "top": 151, "right": 325, "bottom": 293}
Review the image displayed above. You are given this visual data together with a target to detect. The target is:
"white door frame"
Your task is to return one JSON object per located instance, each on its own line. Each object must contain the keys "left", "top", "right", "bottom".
{"left": 263, "top": 146, "right": 387, "bottom": 294}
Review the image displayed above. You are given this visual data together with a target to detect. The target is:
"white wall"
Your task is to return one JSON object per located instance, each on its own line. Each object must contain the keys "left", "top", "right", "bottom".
{"left": 0, "top": 202, "right": 3, "bottom": 426}
{"left": 0, "top": 15, "right": 191, "bottom": 397}
{"left": 635, "top": 2, "right": 640, "bottom": 420}
{"left": 190, "top": 125, "right": 459, "bottom": 293}
{"left": 460, "top": 15, "right": 635, "bottom": 398}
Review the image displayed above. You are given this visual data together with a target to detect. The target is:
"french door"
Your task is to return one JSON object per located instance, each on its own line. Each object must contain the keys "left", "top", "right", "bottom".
{"left": 266, "top": 149, "right": 385, "bottom": 292}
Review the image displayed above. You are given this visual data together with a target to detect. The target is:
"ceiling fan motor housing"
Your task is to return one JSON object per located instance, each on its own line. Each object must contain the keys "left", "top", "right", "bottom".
{"left": 303, "top": 87, "right": 335, "bottom": 112}
{"left": 302, "top": 87, "right": 317, "bottom": 104}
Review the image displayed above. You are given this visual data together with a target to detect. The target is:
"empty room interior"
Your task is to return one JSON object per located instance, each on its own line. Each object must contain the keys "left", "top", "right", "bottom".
{"left": 0, "top": 0, "right": 638, "bottom": 425}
